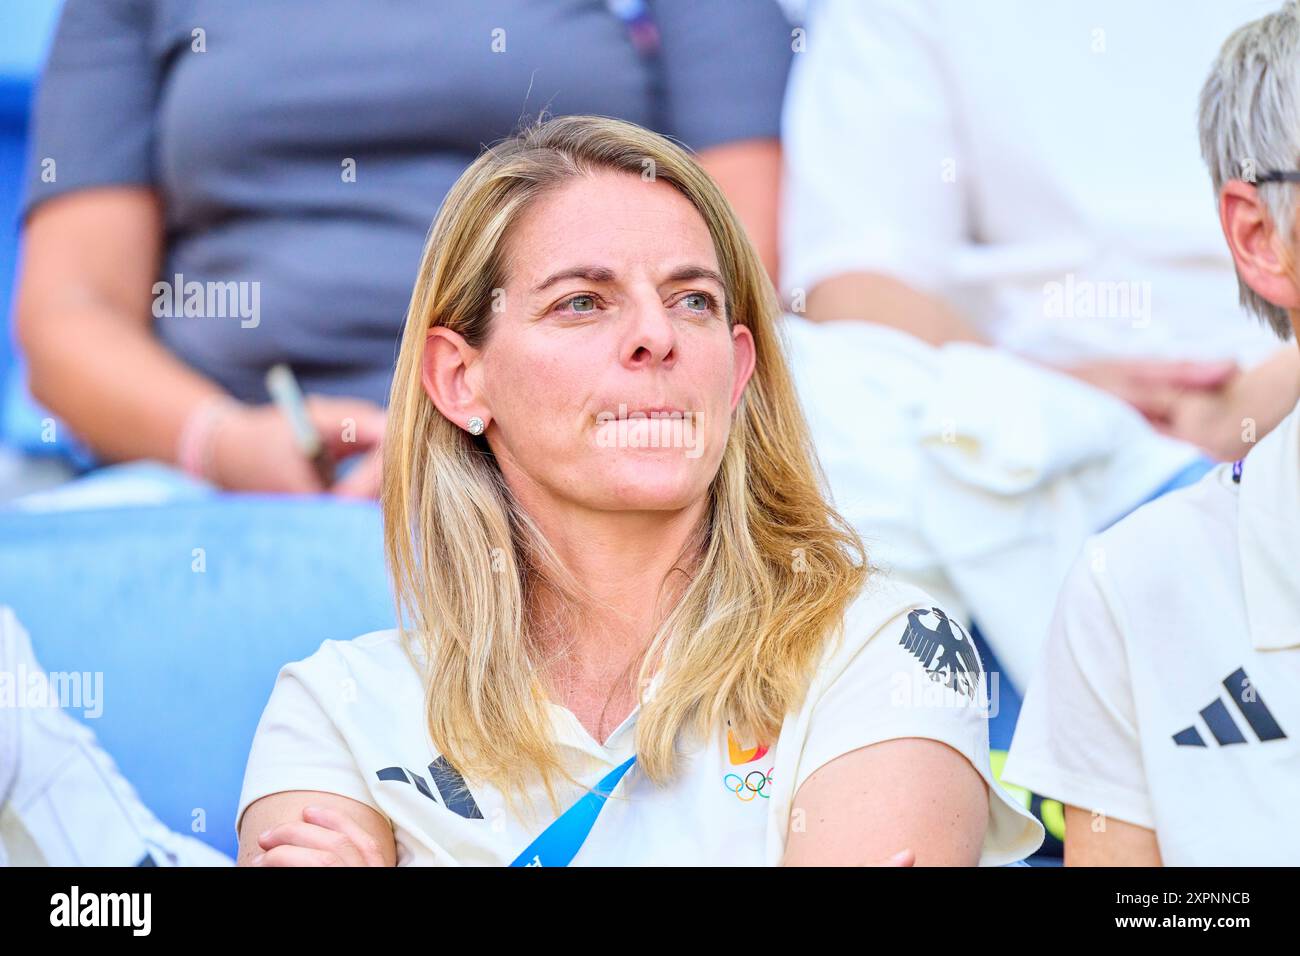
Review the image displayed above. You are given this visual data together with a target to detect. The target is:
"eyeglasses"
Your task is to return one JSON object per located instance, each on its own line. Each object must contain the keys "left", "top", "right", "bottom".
{"left": 1253, "top": 170, "right": 1300, "bottom": 184}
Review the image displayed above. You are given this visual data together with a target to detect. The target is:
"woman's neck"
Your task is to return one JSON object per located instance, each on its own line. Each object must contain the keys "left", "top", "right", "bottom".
{"left": 522, "top": 503, "right": 704, "bottom": 729}
{"left": 527, "top": 499, "right": 705, "bottom": 659}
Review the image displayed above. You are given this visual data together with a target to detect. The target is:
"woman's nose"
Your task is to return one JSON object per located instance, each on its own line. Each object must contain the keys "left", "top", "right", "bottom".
{"left": 622, "top": 298, "right": 677, "bottom": 367}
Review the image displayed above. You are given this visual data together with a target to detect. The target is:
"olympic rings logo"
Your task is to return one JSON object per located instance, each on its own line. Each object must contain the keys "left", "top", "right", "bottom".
{"left": 723, "top": 767, "right": 774, "bottom": 801}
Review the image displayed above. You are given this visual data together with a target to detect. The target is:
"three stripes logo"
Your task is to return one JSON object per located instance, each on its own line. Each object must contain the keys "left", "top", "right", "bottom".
{"left": 1172, "top": 667, "right": 1287, "bottom": 747}
{"left": 375, "top": 755, "right": 484, "bottom": 818}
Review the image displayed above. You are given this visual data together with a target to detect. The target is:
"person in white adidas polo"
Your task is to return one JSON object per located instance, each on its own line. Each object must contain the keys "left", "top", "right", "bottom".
{"left": 1003, "top": 3, "right": 1300, "bottom": 865}
{"left": 234, "top": 115, "right": 1043, "bottom": 867}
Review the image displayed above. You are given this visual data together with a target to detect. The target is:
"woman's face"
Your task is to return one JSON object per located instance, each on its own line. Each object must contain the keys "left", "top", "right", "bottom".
{"left": 435, "top": 170, "right": 755, "bottom": 516}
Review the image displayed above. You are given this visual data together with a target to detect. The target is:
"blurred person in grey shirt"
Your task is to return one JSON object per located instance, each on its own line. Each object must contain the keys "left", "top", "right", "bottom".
{"left": 15, "top": 0, "right": 791, "bottom": 496}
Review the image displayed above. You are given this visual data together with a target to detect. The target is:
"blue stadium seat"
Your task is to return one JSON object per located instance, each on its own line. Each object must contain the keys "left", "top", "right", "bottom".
{"left": 0, "top": 496, "right": 395, "bottom": 859}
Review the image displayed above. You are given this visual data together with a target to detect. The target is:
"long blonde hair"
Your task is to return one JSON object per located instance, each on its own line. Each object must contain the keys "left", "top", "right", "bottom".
{"left": 382, "top": 115, "right": 870, "bottom": 821}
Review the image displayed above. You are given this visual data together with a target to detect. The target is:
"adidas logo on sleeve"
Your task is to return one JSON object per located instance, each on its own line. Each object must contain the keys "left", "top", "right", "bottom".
{"left": 1172, "top": 667, "right": 1287, "bottom": 747}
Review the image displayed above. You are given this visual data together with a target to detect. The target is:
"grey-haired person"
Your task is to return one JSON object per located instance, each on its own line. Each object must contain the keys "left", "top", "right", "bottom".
{"left": 1004, "top": 2, "right": 1300, "bottom": 865}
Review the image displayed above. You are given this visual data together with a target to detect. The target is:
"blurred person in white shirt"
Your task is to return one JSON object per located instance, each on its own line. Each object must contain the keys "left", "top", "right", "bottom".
{"left": 782, "top": 0, "right": 1300, "bottom": 460}
{"left": 1003, "top": 3, "right": 1300, "bottom": 865}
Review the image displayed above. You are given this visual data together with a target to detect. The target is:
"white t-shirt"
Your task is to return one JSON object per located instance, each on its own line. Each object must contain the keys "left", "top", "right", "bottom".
{"left": 0, "top": 607, "right": 232, "bottom": 866}
{"left": 236, "top": 577, "right": 1043, "bottom": 866}
{"left": 1003, "top": 397, "right": 1300, "bottom": 864}
{"left": 782, "top": 0, "right": 1286, "bottom": 369}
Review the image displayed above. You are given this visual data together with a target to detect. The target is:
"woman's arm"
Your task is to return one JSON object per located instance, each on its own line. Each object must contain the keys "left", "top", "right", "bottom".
{"left": 781, "top": 736, "right": 987, "bottom": 866}
{"left": 15, "top": 186, "right": 225, "bottom": 464}
{"left": 1063, "top": 805, "right": 1162, "bottom": 866}
{"left": 1161, "top": 344, "right": 1300, "bottom": 460}
{"left": 15, "top": 186, "right": 388, "bottom": 493}
{"left": 802, "top": 271, "right": 987, "bottom": 344}
{"left": 237, "top": 790, "right": 397, "bottom": 867}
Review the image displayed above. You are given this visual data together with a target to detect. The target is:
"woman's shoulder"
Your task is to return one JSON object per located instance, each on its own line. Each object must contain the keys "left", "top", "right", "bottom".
{"left": 815, "top": 574, "right": 984, "bottom": 702}
{"left": 842, "top": 574, "right": 964, "bottom": 651}
{"left": 782, "top": 572, "right": 1044, "bottom": 863}
{"left": 280, "top": 628, "right": 425, "bottom": 691}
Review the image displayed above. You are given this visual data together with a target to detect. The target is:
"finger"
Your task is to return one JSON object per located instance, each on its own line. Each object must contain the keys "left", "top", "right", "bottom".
{"left": 315, "top": 420, "right": 385, "bottom": 456}
{"left": 1172, "top": 359, "right": 1238, "bottom": 388}
{"left": 252, "top": 845, "right": 345, "bottom": 867}
{"left": 307, "top": 397, "right": 387, "bottom": 450}
{"left": 258, "top": 820, "right": 367, "bottom": 866}
{"left": 275, "top": 450, "right": 330, "bottom": 494}
{"left": 301, "top": 805, "right": 388, "bottom": 867}
{"left": 1126, "top": 384, "right": 1184, "bottom": 424}
{"left": 864, "top": 849, "right": 915, "bottom": 867}
{"left": 320, "top": 422, "right": 384, "bottom": 459}
{"left": 1130, "top": 359, "right": 1238, "bottom": 390}
{"left": 1060, "top": 364, "right": 1136, "bottom": 402}
{"left": 331, "top": 449, "right": 383, "bottom": 499}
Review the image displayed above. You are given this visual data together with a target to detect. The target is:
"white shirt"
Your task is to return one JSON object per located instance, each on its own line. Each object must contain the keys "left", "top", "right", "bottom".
{"left": 0, "top": 607, "right": 231, "bottom": 866}
{"left": 782, "top": 0, "right": 1286, "bottom": 369}
{"left": 236, "top": 577, "right": 1043, "bottom": 866}
{"left": 780, "top": 314, "right": 1201, "bottom": 690}
{"left": 1003, "top": 396, "right": 1300, "bottom": 864}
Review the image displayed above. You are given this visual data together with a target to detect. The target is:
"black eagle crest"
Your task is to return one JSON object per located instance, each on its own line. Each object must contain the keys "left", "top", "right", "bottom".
{"left": 898, "top": 607, "right": 981, "bottom": 700}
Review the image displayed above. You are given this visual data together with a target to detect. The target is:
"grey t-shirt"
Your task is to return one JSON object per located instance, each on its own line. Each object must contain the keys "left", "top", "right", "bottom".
{"left": 22, "top": 0, "right": 791, "bottom": 406}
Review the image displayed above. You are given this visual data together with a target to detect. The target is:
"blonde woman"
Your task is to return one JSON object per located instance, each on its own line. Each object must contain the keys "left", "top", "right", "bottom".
{"left": 234, "top": 116, "right": 1043, "bottom": 867}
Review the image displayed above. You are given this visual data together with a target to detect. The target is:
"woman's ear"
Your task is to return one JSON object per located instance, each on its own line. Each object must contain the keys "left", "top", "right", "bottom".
{"left": 421, "top": 327, "right": 490, "bottom": 430}
{"left": 728, "top": 323, "right": 757, "bottom": 413}
{"left": 1220, "top": 180, "right": 1300, "bottom": 310}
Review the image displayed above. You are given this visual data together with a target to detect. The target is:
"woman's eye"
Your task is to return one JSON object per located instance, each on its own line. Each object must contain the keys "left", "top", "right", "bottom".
{"left": 681, "top": 292, "right": 713, "bottom": 312}
{"left": 563, "top": 294, "right": 597, "bottom": 313}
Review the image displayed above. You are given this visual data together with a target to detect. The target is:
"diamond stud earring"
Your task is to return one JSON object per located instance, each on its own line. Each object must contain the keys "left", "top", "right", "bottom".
{"left": 466, "top": 416, "right": 486, "bottom": 436}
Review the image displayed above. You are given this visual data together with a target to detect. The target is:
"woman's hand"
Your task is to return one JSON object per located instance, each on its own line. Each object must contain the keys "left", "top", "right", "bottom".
{"left": 211, "top": 395, "right": 386, "bottom": 495}
{"left": 867, "top": 849, "right": 916, "bottom": 867}
{"left": 330, "top": 445, "right": 385, "bottom": 499}
{"left": 1049, "top": 357, "right": 1239, "bottom": 425}
{"left": 1157, "top": 346, "right": 1300, "bottom": 461}
{"left": 250, "top": 805, "right": 390, "bottom": 867}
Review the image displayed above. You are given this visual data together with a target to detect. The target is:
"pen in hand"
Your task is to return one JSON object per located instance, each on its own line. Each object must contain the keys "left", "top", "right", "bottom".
{"left": 265, "top": 363, "right": 336, "bottom": 488}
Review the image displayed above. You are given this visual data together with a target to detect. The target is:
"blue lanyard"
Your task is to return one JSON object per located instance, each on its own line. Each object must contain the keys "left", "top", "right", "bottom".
{"left": 509, "top": 754, "right": 637, "bottom": 867}
{"left": 507, "top": 751, "right": 1034, "bottom": 866}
